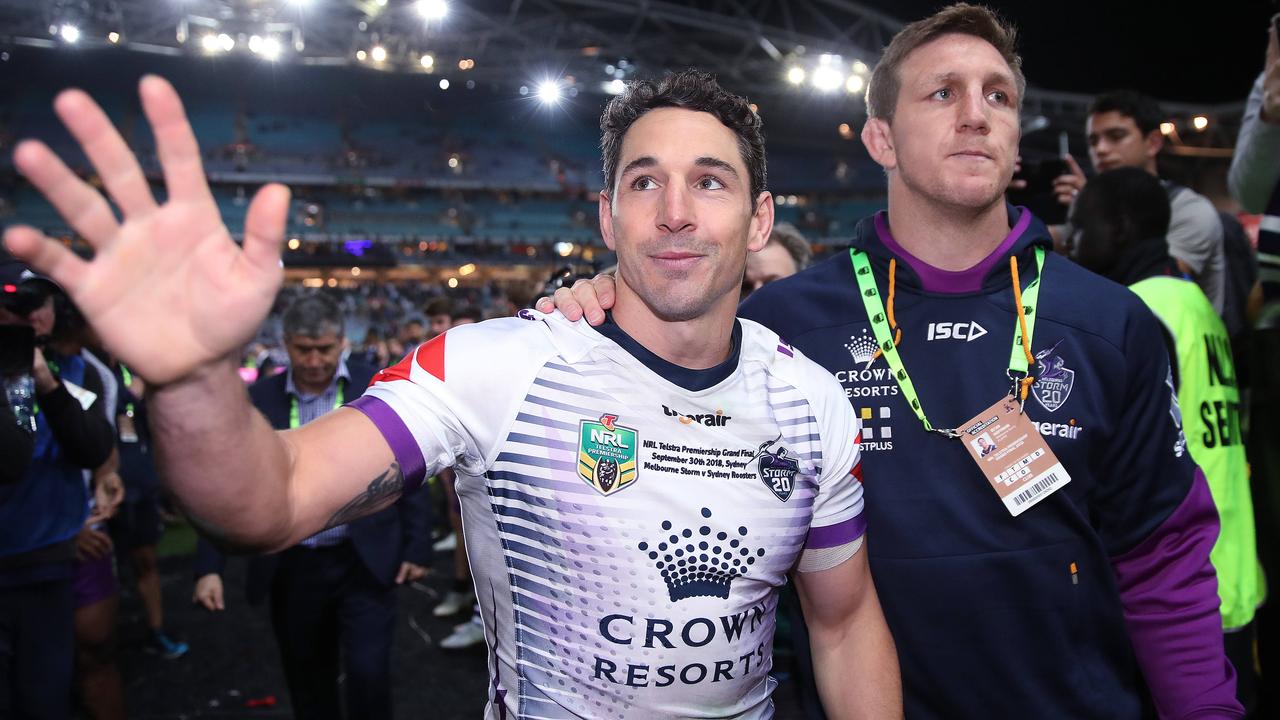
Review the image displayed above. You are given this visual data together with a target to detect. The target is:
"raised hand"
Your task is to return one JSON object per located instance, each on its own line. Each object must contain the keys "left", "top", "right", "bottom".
{"left": 1051, "top": 154, "right": 1087, "bottom": 208}
{"left": 3, "top": 76, "right": 289, "bottom": 385}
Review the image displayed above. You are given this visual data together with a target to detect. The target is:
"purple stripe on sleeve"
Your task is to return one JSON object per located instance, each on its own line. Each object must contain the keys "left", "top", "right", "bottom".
{"left": 873, "top": 207, "right": 1032, "bottom": 294}
{"left": 806, "top": 513, "right": 867, "bottom": 550}
{"left": 1111, "top": 468, "right": 1243, "bottom": 718}
{"left": 348, "top": 395, "right": 428, "bottom": 493}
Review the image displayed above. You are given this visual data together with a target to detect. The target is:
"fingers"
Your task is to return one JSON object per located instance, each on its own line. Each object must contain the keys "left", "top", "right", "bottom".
{"left": 242, "top": 183, "right": 290, "bottom": 272}
{"left": 1062, "top": 154, "right": 1085, "bottom": 178}
{"left": 1052, "top": 165, "right": 1086, "bottom": 207}
{"left": 3, "top": 226, "right": 89, "bottom": 292}
{"left": 13, "top": 141, "right": 122, "bottom": 246}
{"left": 533, "top": 296, "right": 555, "bottom": 314}
{"left": 590, "top": 275, "right": 616, "bottom": 319}
{"left": 396, "top": 563, "right": 409, "bottom": 584}
{"left": 81, "top": 530, "right": 111, "bottom": 559}
{"left": 202, "top": 590, "right": 225, "bottom": 611}
{"left": 551, "top": 286, "right": 584, "bottom": 321}
{"left": 195, "top": 592, "right": 220, "bottom": 612}
{"left": 567, "top": 277, "right": 608, "bottom": 326}
{"left": 138, "top": 76, "right": 213, "bottom": 205}
{"left": 53, "top": 89, "right": 157, "bottom": 218}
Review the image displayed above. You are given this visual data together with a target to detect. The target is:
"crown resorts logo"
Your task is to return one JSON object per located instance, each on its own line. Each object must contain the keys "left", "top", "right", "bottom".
{"left": 845, "top": 329, "right": 879, "bottom": 368}
{"left": 638, "top": 508, "right": 766, "bottom": 602}
{"left": 578, "top": 413, "right": 639, "bottom": 496}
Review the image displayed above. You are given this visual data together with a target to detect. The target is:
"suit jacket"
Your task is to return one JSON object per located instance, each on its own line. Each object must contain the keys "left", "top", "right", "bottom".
{"left": 192, "top": 361, "right": 433, "bottom": 604}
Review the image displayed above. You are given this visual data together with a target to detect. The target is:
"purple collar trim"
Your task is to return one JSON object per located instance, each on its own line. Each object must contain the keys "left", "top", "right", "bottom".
{"left": 872, "top": 207, "right": 1032, "bottom": 294}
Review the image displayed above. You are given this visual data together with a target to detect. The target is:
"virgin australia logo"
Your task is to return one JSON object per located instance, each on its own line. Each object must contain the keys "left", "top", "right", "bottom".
{"left": 1032, "top": 340, "right": 1075, "bottom": 413}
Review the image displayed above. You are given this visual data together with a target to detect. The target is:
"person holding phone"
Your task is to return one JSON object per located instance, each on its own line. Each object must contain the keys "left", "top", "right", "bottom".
{"left": 0, "top": 322, "right": 38, "bottom": 486}
{"left": 0, "top": 255, "right": 118, "bottom": 720}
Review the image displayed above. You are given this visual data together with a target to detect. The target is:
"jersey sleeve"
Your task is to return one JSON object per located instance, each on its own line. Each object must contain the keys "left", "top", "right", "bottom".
{"left": 803, "top": 366, "right": 867, "bottom": 553}
{"left": 347, "top": 318, "right": 551, "bottom": 493}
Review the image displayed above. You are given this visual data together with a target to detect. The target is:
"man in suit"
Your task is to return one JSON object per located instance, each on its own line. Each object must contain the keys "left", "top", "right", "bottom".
{"left": 192, "top": 294, "right": 431, "bottom": 720}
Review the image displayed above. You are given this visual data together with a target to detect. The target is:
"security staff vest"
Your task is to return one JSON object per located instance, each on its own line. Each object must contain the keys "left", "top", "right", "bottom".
{"left": 1131, "top": 276, "right": 1264, "bottom": 630}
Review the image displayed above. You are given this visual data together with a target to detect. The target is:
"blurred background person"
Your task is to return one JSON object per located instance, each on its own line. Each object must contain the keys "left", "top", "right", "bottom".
{"left": 192, "top": 294, "right": 432, "bottom": 720}
{"left": 0, "top": 256, "right": 118, "bottom": 720}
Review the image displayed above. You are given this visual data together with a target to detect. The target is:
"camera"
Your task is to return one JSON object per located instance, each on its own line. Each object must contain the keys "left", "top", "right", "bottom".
{"left": 0, "top": 281, "right": 51, "bottom": 318}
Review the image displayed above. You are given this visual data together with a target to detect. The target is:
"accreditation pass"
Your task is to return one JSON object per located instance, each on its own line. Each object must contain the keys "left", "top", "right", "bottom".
{"left": 959, "top": 396, "right": 1071, "bottom": 517}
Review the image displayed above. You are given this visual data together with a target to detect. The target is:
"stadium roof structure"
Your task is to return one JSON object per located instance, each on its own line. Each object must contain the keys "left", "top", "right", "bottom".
{"left": 2, "top": 0, "right": 1244, "bottom": 120}
{"left": 0, "top": 0, "right": 1249, "bottom": 161}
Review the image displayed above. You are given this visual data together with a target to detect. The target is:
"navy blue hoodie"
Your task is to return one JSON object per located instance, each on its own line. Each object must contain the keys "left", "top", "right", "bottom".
{"left": 739, "top": 207, "right": 1239, "bottom": 719}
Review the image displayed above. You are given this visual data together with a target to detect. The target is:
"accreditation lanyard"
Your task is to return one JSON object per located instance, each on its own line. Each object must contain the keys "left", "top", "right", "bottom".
{"left": 120, "top": 364, "right": 135, "bottom": 417}
{"left": 848, "top": 246, "right": 1045, "bottom": 438}
{"left": 289, "top": 381, "right": 345, "bottom": 429}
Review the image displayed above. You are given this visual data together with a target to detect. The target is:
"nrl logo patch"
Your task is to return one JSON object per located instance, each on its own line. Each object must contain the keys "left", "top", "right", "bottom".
{"left": 1032, "top": 340, "right": 1075, "bottom": 413}
{"left": 751, "top": 435, "right": 799, "bottom": 502}
{"left": 577, "top": 413, "right": 639, "bottom": 496}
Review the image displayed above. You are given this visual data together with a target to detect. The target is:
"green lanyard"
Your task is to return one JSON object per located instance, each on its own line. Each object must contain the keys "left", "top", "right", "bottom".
{"left": 848, "top": 246, "right": 1045, "bottom": 437}
{"left": 120, "top": 364, "right": 135, "bottom": 417}
{"left": 289, "top": 380, "right": 345, "bottom": 429}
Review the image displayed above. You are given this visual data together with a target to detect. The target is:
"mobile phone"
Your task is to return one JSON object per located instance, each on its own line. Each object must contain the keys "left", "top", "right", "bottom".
{"left": 0, "top": 325, "right": 35, "bottom": 376}
{"left": 1058, "top": 131, "right": 1070, "bottom": 159}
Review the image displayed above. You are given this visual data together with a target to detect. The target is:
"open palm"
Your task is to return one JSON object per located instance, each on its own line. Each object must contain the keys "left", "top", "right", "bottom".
{"left": 3, "top": 76, "right": 288, "bottom": 385}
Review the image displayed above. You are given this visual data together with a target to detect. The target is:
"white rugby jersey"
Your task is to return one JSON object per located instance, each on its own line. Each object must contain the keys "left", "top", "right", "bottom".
{"left": 349, "top": 311, "right": 865, "bottom": 719}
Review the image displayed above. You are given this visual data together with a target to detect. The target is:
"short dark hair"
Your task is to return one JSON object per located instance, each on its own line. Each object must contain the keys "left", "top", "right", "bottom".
{"left": 867, "top": 3, "right": 1025, "bottom": 122}
{"left": 451, "top": 305, "right": 483, "bottom": 324}
{"left": 767, "top": 223, "right": 813, "bottom": 270}
{"left": 600, "top": 68, "right": 766, "bottom": 203}
{"left": 1069, "top": 167, "right": 1171, "bottom": 277}
{"left": 1088, "top": 90, "right": 1165, "bottom": 136}
{"left": 282, "top": 293, "right": 344, "bottom": 339}
{"left": 425, "top": 297, "right": 453, "bottom": 318}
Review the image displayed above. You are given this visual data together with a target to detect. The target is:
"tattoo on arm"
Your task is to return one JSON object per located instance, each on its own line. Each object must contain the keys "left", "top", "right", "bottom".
{"left": 323, "top": 462, "right": 405, "bottom": 529}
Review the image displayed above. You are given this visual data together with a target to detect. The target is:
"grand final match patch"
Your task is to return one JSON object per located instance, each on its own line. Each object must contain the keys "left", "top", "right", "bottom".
{"left": 578, "top": 413, "right": 639, "bottom": 496}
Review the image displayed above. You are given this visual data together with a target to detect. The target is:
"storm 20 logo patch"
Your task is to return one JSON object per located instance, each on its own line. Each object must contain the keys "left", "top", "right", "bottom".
{"left": 750, "top": 435, "right": 799, "bottom": 502}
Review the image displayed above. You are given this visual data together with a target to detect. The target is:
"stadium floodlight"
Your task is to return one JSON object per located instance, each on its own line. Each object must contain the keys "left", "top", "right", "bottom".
{"left": 537, "top": 80, "right": 562, "bottom": 105}
{"left": 852, "top": 60, "right": 869, "bottom": 75}
{"left": 108, "top": 31, "right": 120, "bottom": 44}
{"left": 59, "top": 24, "right": 81, "bottom": 44}
{"left": 1192, "top": 115, "right": 1209, "bottom": 131}
{"left": 218, "top": 33, "right": 234, "bottom": 52}
{"left": 845, "top": 74, "right": 865, "bottom": 94}
{"left": 201, "top": 33, "right": 220, "bottom": 53}
{"left": 260, "top": 37, "right": 282, "bottom": 61}
{"left": 420, "top": 53, "right": 434, "bottom": 69}
{"left": 370, "top": 45, "right": 387, "bottom": 63}
{"left": 786, "top": 67, "right": 805, "bottom": 85}
{"left": 439, "top": 78, "right": 450, "bottom": 89}
{"left": 418, "top": 0, "right": 448, "bottom": 21}
{"left": 248, "top": 35, "right": 263, "bottom": 53}
{"left": 604, "top": 78, "right": 625, "bottom": 95}
{"left": 811, "top": 65, "right": 844, "bottom": 92}
{"left": 1159, "top": 121, "right": 1175, "bottom": 136}
{"left": 356, "top": 49, "right": 367, "bottom": 61}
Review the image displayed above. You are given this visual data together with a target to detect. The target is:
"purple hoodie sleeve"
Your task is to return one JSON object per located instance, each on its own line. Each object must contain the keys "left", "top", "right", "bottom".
{"left": 1110, "top": 468, "right": 1242, "bottom": 719}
